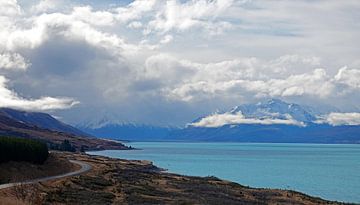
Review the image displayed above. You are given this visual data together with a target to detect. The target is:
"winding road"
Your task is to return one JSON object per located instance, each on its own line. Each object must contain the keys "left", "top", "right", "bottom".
{"left": 0, "top": 160, "right": 91, "bottom": 190}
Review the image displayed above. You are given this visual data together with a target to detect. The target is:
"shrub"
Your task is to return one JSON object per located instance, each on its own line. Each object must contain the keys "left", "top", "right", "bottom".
{"left": 59, "top": 140, "right": 76, "bottom": 152}
{"left": 0, "top": 136, "right": 49, "bottom": 164}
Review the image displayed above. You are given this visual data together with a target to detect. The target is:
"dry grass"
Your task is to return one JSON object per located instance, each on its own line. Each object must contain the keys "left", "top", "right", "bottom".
{"left": 0, "top": 197, "right": 26, "bottom": 205}
{"left": 0, "top": 153, "right": 79, "bottom": 184}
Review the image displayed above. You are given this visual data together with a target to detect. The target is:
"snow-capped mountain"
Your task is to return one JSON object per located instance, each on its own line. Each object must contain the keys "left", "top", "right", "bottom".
{"left": 188, "top": 99, "right": 320, "bottom": 128}
{"left": 230, "top": 99, "right": 317, "bottom": 123}
{"left": 76, "top": 99, "right": 360, "bottom": 143}
{"left": 170, "top": 99, "right": 360, "bottom": 143}
{"left": 77, "top": 117, "right": 177, "bottom": 141}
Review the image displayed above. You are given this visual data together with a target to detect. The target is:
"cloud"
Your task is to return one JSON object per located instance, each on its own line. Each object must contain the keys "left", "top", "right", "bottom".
{"left": 0, "top": 0, "right": 22, "bottom": 17}
{"left": 146, "top": 0, "right": 234, "bottom": 34}
{"left": 115, "top": 0, "right": 157, "bottom": 23}
{"left": 0, "top": 76, "right": 79, "bottom": 111}
{"left": 71, "top": 6, "right": 115, "bottom": 26}
{"left": 189, "top": 111, "right": 305, "bottom": 128}
{"left": 31, "top": 0, "right": 63, "bottom": 13}
{"left": 160, "top": 34, "right": 173, "bottom": 44}
{"left": 1, "top": 9, "right": 141, "bottom": 59}
{"left": 127, "top": 21, "right": 143, "bottom": 29}
{"left": 148, "top": 55, "right": 344, "bottom": 101}
{"left": 334, "top": 67, "right": 360, "bottom": 89}
{"left": 0, "top": 0, "right": 359, "bottom": 125}
{"left": 138, "top": 53, "right": 359, "bottom": 104}
{"left": 319, "top": 112, "right": 360, "bottom": 126}
{"left": 0, "top": 53, "right": 30, "bottom": 70}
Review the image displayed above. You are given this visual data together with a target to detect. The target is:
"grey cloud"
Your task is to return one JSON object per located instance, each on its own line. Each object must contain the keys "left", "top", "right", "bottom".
{"left": 0, "top": 75, "right": 78, "bottom": 111}
{"left": 0, "top": 0, "right": 359, "bottom": 126}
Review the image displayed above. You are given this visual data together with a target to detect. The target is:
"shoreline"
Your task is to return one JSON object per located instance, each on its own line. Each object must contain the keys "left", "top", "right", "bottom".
{"left": 0, "top": 152, "right": 348, "bottom": 204}
{"left": 86, "top": 142, "right": 360, "bottom": 204}
{"left": 88, "top": 152, "right": 346, "bottom": 203}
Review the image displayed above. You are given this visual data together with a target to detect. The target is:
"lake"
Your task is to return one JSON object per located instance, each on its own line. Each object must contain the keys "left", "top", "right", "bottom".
{"left": 87, "top": 142, "right": 360, "bottom": 203}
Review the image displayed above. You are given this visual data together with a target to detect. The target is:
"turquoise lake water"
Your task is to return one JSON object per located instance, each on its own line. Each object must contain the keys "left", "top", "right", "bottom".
{"left": 88, "top": 142, "right": 360, "bottom": 203}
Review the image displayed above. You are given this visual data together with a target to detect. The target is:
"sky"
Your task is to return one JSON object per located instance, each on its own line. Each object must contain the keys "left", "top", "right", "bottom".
{"left": 0, "top": 0, "right": 359, "bottom": 126}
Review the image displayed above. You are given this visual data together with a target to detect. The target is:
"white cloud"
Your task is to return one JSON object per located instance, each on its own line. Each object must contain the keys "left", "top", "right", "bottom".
{"left": 0, "top": 53, "right": 30, "bottom": 70}
{"left": 149, "top": 55, "right": 340, "bottom": 101}
{"left": 160, "top": 34, "right": 173, "bottom": 44}
{"left": 147, "top": 0, "right": 234, "bottom": 34}
{"left": 2, "top": 11, "right": 141, "bottom": 58}
{"left": 71, "top": 6, "right": 115, "bottom": 26}
{"left": 127, "top": 21, "right": 143, "bottom": 29}
{"left": 115, "top": 0, "right": 157, "bottom": 23}
{"left": 31, "top": 0, "right": 63, "bottom": 13}
{"left": 189, "top": 111, "right": 305, "bottom": 128}
{"left": 0, "top": 0, "right": 22, "bottom": 17}
{"left": 0, "top": 76, "right": 79, "bottom": 111}
{"left": 320, "top": 112, "right": 360, "bottom": 126}
{"left": 267, "top": 55, "right": 321, "bottom": 74}
{"left": 334, "top": 67, "right": 360, "bottom": 89}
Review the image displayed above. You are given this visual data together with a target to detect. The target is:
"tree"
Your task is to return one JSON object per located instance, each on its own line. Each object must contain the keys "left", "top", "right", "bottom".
{"left": 60, "top": 140, "right": 76, "bottom": 152}
{"left": 0, "top": 136, "right": 49, "bottom": 164}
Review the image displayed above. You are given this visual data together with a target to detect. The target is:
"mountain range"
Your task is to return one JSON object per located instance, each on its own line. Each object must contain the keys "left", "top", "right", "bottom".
{"left": 1, "top": 99, "right": 358, "bottom": 144}
{"left": 77, "top": 122, "right": 176, "bottom": 141}
{"left": 169, "top": 99, "right": 360, "bottom": 143}
{"left": 77, "top": 99, "right": 360, "bottom": 143}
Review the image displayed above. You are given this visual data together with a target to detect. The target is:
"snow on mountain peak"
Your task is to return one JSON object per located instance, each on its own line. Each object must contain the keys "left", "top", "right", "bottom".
{"left": 229, "top": 99, "right": 316, "bottom": 123}
{"left": 190, "top": 99, "right": 318, "bottom": 128}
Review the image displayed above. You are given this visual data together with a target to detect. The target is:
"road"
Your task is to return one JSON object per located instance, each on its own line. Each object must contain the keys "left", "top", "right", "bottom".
{"left": 0, "top": 160, "right": 91, "bottom": 190}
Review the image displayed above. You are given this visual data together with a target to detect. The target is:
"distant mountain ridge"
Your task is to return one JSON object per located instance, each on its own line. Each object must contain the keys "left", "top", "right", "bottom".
{"left": 77, "top": 99, "right": 360, "bottom": 143}
{"left": 77, "top": 122, "right": 177, "bottom": 141}
{"left": 0, "top": 108, "right": 129, "bottom": 151}
{"left": 0, "top": 108, "right": 88, "bottom": 136}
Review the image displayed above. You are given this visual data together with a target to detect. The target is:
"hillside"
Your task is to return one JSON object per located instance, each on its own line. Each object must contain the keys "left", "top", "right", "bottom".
{"left": 0, "top": 108, "right": 88, "bottom": 137}
{"left": 0, "top": 108, "right": 129, "bottom": 151}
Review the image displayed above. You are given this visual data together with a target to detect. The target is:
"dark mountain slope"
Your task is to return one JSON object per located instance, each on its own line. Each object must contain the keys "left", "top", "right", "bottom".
{"left": 0, "top": 108, "right": 129, "bottom": 151}
{"left": 0, "top": 108, "right": 88, "bottom": 136}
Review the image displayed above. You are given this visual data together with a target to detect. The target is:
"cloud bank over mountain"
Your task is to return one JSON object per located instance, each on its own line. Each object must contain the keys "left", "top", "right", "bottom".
{"left": 190, "top": 112, "right": 305, "bottom": 128}
{"left": 0, "top": 0, "right": 359, "bottom": 125}
{"left": 320, "top": 113, "right": 360, "bottom": 126}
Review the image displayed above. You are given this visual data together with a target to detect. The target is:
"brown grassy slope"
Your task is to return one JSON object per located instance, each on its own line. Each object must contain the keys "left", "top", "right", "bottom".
{"left": 34, "top": 153, "right": 345, "bottom": 205}
{"left": 0, "top": 153, "right": 79, "bottom": 184}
